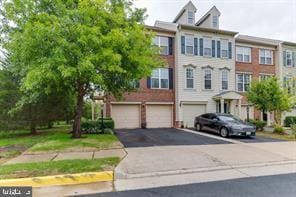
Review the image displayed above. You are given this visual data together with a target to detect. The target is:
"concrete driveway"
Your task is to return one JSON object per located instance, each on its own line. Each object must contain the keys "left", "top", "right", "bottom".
{"left": 115, "top": 128, "right": 231, "bottom": 148}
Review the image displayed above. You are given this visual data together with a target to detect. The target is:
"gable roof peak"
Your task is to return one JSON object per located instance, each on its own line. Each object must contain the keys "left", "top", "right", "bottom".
{"left": 195, "top": 5, "right": 221, "bottom": 26}
{"left": 173, "top": 1, "right": 197, "bottom": 23}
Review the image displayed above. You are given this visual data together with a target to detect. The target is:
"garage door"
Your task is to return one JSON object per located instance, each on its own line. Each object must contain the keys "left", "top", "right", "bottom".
{"left": 182, "top": 104, "right": 206, "bottom": 128}
{"left": 111, "top": 104, "right": 140, "bottom": 129}
{"left": 146, "top": 105, "right": 172, "bottom": 128}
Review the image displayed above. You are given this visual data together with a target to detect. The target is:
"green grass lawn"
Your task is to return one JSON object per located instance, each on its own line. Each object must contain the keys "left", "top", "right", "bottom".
{"left": 0, "top": 125, "right": 120, "bottom": 162}
{"left": 0, "top": 157, "right": 120, "bottom": 179}
{"left": 257, "top": 131, "right": 296, "bottom": 141}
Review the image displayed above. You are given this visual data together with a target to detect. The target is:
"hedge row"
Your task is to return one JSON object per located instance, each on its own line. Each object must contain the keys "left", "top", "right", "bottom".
{"left": 81, "top": 118, "right": 114, "bottom": 134}
{"left": 284, "top": 116, "right": 296, "bottom": 127}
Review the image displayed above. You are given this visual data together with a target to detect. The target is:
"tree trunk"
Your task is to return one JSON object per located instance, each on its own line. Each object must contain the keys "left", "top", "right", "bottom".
{"left": 30, "top": 122, "right": 37, "bottom": 135}
{"left": 72, "top": 84, "right": 85, "bottom": 138}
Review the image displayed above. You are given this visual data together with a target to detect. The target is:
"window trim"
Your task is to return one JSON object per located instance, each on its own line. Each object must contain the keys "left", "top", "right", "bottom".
{"left": 187, "top": 10, "right": 194, "bottom": 24}
{"left": 185, "top": 67, "right": 195, "bottom": 89}
{"left": 259, "top": 49, "right": 273, "bottom": 65}
{"left": 185, "top": 35, "right": 194, "bottom": 55}
{"left": 151, "top": 68, "right": 169, "bottom": 89}
{"left": 236, "top": 73, "right": 252, "bottom": 92}
{"left": 203, "top": 68, "right": 213, "bottom": 90}
{"left": 212, "top": 16, "right": 218, "bottom": 28}
{"left": 154, "top": 36, "right": 169, "bottom": 55}
{"left": 220, "top": 39, "right": 229, "bottom": 59}
{"left": 221, "top": 70, "right": 229, "bottom": 90}
{"left": 236, "top": 46, "right": 251, "bottom": 63}
{"left": 203, "top": 37, "right": 212, "bottom": 57}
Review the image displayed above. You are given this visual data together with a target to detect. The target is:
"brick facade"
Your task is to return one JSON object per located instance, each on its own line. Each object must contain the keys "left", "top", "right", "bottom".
{"left": 236, "top": 45, "right": 276, "bottom": 120}
{"left": 106, "top": 28, "right": 176, "bottom": 128}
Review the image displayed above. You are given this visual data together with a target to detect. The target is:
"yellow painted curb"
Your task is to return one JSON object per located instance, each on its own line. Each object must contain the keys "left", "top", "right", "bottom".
{"left": 0, "top": 171, "right": 113, "bottom": 187}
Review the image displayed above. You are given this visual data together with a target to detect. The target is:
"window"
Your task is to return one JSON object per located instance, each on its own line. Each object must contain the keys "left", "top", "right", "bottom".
{"left": 204, "top": 69, "right": 212, "bottom": 90}
{"left": 188, "top": 11, "right": 194, "bottom": 24}
{"left": 221, "top": 70, "right": 229, "bottom": 90}
{"left": 259, "top": 74, "right": 272, "bottom": 81}
{"left": 151, "top": 68, "right": 169, "bottom": 89}
{"left": 259, "top": 49, "right": 273, "bottom": 65}
{"left": 204, "top": 38, "right": 212, "bottom": 56}
{"left": 236, "top": 46, "right": 251, "bottom": 62}
{"left": 185, "top": 68, "right": 194, "bottom": 89}
{"left": 284, "top": 76, "right": 295, "bottom": 95}
{"left": 185, "top": 36, "right": 194, "bottom": 55}
{"left": 212, "top": 16, "right": 218, "bottom": 28}
{"left": 286, "top": 51, "right": 292, "bottom": 67}
{"left": 221, "top": 39, "right": 228, "bottom": 58}
{"left": 236, "top": 73, "right": 251, "bottom": 92}
{"left": 153, "top": 36, "right": 169, "bottom": 55}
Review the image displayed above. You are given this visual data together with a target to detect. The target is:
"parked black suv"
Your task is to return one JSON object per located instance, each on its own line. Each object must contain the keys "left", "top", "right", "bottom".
{"left": 194, "top": 113, "right": 256, "bottom": 138}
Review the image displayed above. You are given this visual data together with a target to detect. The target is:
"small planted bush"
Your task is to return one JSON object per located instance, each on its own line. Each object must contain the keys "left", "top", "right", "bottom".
{"left": 249, "top": 119, "right": 267, "bottom": 131}
{"left": 81, "top": 118, "right": 114, "bottom": 134}
{"left": 284, "top": 116, "right": 296, "bottom": 127}
{"left": 273, "top": 124, "right": 284, "bottom": 134}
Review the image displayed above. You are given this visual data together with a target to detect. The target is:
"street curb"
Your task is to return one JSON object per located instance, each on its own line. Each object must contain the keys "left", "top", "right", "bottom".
{"left": 0, "top": 171, "right": 113, "bottom": 187}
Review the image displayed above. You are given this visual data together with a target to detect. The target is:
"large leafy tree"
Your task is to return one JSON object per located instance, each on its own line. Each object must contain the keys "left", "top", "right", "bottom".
{"left": 246, "top": 77, "right": 293, "bottom": 125}
{"left": 1, "top": 0, "right": 162, "bottom": 138}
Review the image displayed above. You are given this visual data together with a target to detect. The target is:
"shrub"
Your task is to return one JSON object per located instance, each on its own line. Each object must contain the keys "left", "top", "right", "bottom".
{"left": 284, "top": 116, "right": 296, "bottom": 127}
{"left": 248, "top": 119, "right": 267, "bottom": 131}
{"left": 81, "top": 119, "right": 114, "bottom": 134}
{"left": 273, "top": 124, "right": 284, "bottom": 134}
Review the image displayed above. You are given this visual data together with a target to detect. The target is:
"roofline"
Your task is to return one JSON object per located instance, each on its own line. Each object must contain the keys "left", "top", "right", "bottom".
{"left": 235, "top": 38, "right": 278, "bottom": 47}
{"left": 195, "top": 6, "right": 221, "bottom": 26}
{"left": 173, "top": 1, "right": 197, "bottom": 23}
{"left": 145, "top": 25, "right": 176, "bottom": 34}
{"left": 178, "top": 24, "right": 238, "bottom": 36}
{"left": 282, "top": 41, "right": 296, "bottom": 47}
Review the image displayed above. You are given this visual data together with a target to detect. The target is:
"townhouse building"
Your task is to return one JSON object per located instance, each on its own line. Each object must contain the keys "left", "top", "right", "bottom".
{"left": 235, "top": 35, "right": 280, "bottom": 125}
{"left": 106, "top": 1, "right": 295, "bottom": 129}
{"left": 106, "top": 26, "right": 176, "bottom": 129}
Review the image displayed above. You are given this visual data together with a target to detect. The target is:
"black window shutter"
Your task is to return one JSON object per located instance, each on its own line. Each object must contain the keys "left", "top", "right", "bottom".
{"left": 212, "top": 40, "right": 216, "bottom": 57}
{"left": 228, "top": 42, "right": 232, "bottom": 59}
{"left": 194, "top": 38, "right": 198, "bottom": 55}
{"left": 199, "top": 38, "right": 203, "bottom": 56}
{"left": 293, "top": 52, "right": 296, "bottom": 67}
{"left": 283, "top": 51, "right": 286, "bottom": 67}
{"left": 147, "top": 77, "right": 151, "bottom": 89}
{"left": 217, "top": 41, "right": 221, "bottom": 58}
{"left": 168, "top": 37, "right": 173, "bottom": 55}
{"left": 181, "top": 36, "right": 185, "bottom": 54}
{"left": 169, "top": 68, "right": 173, "bottom": 89}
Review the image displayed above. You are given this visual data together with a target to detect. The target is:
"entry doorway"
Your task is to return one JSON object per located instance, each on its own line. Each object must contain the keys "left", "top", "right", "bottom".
{"left": 216, "top": 101, "right": 230, "bottom": 114}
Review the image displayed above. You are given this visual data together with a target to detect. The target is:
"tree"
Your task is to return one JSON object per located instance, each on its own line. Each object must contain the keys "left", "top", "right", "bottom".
{"left": 1, "top": 0, "right": 163, "bottom": 138}
{"left": 246, "top": 77, "right": 293, "bottom": 125}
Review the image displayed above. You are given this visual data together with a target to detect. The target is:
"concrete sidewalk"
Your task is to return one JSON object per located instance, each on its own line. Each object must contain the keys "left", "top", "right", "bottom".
{"left": 114, "top": 141, "right": 296, "bottom": 190}
{"left": 3, "top": 149, "right": 126, "bottom": 165}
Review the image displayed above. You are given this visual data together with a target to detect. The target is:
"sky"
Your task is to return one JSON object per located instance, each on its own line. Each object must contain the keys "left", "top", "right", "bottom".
{"left": 133, "top": 0, "right": 296, "bottom": 43}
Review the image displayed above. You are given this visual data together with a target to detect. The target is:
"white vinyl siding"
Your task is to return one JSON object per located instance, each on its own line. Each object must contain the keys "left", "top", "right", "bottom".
{"left": 204, "top": 38, "right": 212, "bottom": 57}
{"left": 236, "top": 73, "right": 251, "bottom": 92}
{"left": 221, "top": 39, "right": 228, "bottom": 58}
{"left": 153, "top": 36, "right": 169, "bottom": 55}
{"left": 185, "top": 67, "right": 194, "bottom": 89}
{"left": 151, "top": 68, "right": 169, "bottom": 89}
{"left": 185, "top": 36, "right": 194, "bottom": 55}
{"left": 236, "top": 46, "right": 251, "bottom": 63}
{"left": 221, "top": 70, "right": 229, "bottom": 90}
{"left": 259, "top": 49, "right": 273, "bottom": 65}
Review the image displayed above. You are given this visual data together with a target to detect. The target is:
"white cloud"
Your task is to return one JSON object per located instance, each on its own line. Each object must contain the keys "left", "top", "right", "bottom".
{"left": 134, "top": 0, "right": 296, "bottom": 42}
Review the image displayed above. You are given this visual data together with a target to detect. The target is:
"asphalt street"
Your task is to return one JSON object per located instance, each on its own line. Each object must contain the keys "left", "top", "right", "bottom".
{"left": 84, "top": 173, "right": 296, "bottom": 197}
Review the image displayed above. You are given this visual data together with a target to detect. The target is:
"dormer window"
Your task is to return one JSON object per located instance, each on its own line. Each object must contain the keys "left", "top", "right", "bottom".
{"left": 188, "top": 11, "right": 194, "bottom": 24}
{"left": 212, "top": 16, "right": 218, "bottom": 28}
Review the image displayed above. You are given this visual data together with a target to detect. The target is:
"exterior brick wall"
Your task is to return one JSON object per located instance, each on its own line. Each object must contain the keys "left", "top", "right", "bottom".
{"left": 106, "top": 30, "right": 176, "bottom": 127}
{"left": 236, "top": 45, "right": 276, "bottom": 120}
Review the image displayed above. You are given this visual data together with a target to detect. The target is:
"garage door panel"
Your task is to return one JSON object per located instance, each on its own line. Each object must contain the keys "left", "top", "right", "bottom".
{"left": 146, "top": 105, "right": 172, "bottom": 128}
{"left": 182, "top": 104, "right": 206, "bottom": 128}
{"left": 112, "top": 105, "right": 140, "bottom": 129}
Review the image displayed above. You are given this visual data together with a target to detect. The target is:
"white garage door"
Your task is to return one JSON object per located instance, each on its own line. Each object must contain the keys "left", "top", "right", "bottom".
{"left": 182, "top": 104, "right": 206, "bottom": 128}
{"left": 146, "top": 105, "right": 172, "bottom": 128}
{"left": 111, "top": 104, "right": 140, "bottom": 129}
